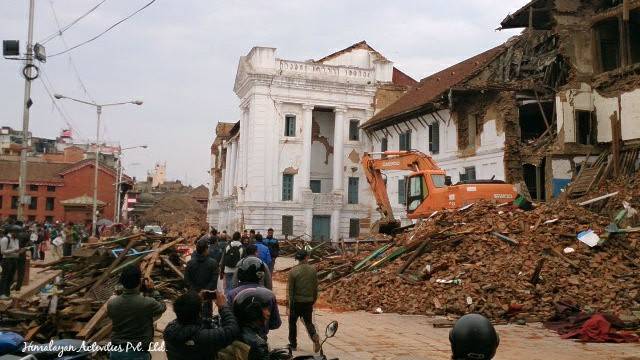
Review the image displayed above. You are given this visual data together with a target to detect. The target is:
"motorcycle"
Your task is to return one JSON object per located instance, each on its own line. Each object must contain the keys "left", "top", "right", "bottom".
{"left": 271, "top": 321, "right": 339, "bottom": 360}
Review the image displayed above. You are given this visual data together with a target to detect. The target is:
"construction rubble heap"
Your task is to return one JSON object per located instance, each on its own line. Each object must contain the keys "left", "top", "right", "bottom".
{"left": 141, "top": 194, "right": 207, "bottom": 238}
{"left": 321, "top": 197, "right": 640, "bottom": 324}
{"left": 0, "top": 233, "right": 189, "bottom": 343}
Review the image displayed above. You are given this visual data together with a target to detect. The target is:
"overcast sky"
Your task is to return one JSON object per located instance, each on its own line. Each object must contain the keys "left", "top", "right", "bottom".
{"left": 0, "top": 0, "right": 524, "bottom": 185}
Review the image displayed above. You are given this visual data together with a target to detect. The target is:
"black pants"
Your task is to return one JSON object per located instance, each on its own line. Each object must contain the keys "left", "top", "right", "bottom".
{"left": 0, "top": 258, "right": 18, "bottom": 297}
{"left": 63, "top": 243, "right": 72, "bottom": 257}
{"left": 288, "top": 302, "right": 317, "bottom": 346}
{"left": 15, "top": 256, "right": 26, "bottom": 291}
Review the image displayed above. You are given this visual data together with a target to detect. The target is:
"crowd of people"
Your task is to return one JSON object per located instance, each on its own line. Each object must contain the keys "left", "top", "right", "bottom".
{"left": 104, "top": 226, "right": 323, "bottom": 360}
{"left": 0, "top": 220, "right": 88, "bottom": 300}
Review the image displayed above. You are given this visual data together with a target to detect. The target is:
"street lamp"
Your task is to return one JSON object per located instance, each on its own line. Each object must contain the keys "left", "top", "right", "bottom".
{"left": 53, "top": 94, "right": 143, "bottom": 237}
{"left": 114, "top": 145, "right": 148, "bottom": 223}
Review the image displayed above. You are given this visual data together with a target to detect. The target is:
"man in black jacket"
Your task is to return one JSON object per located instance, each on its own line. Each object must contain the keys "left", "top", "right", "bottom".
{"left": 185, "top": 240, "right": 218, "bottom": 318}
{"left": 164, "top": 290, "right": 239, "bottom": 360}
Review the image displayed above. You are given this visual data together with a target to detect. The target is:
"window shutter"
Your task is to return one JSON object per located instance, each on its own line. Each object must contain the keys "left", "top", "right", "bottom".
{"left": 398, "top": 178, "right": 406, "bottom": 205}
{"left": 381, "top": 137, "right": 388, "bottom": 152}
{"left": 282, "top": 215, "right": 294, "bottom": 235}
{"left": 348, "top": 177, "right": 359, "bottom": 204}
{"left": 349, "top": 120, "right": 360, "bottom": 141}
{"left": 349, "top": 218, "right": 360, "bottom": 238}
{"left": 282, "top": 174, "right": 294, "bottom": 201}
{"left": 429, "top": 122, "right": 440, "bottom": 154}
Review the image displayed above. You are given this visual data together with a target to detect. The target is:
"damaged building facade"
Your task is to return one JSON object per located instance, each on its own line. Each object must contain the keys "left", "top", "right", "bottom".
{"left": 361, "top": 0, "right": 640, "bottom": 223}
{"left": 208, "top": 42, "right": 415, "bottom": 240}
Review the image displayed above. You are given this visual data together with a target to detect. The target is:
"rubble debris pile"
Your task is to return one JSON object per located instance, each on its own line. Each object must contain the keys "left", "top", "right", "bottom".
{"left": 140, "top": 194, "right": 207, "bottom": 238}
{"left": 0, "top": 234, "right": 190, "bottom": 343}
{"left": 325, "top": 200, "right": 640, "bottom": 323}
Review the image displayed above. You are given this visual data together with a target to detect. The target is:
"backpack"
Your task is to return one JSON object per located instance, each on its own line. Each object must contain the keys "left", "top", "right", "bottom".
{"left": 224, "top": 244, "right": 242, "bottom": 268}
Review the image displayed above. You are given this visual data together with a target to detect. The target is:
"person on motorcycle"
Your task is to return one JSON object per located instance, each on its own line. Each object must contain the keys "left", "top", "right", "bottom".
{"left": 227, "top": 256, "right": 281, "bottom": 334}
{"left": 449, "top": 313, "right": 500, "bottom": 360}
{"left": 230, "top": 287, "right": 276, "bottom": 360}
{"left": 163, "top": 290, "right": 239, "bottom": 360}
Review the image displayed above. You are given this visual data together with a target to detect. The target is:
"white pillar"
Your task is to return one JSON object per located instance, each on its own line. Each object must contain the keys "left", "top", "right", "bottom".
{"left": 304, "top": 208, "right": 313, "bottom": 238}
{"left": 331, "top": 209, "right": 341, "bottom": 243}
{"left": 228, "top": 140, "right": 238, "bottom": 195}
{"left": 223, "top": 143, "right": 232, "bottom": 196}
{"left": 333, "top": 106, "right": 347, "bottom": 192}
{"left": 301, "top": 104, "right": 314, "bottom": 191}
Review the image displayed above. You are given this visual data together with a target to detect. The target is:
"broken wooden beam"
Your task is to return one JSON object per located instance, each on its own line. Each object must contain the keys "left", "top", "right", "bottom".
{"left": 143, "top": 237, "right": 185, "bottom": 279}
{"left": 578, "top": 191, "right": 619, "bottom": 206}
{"left": 77, "top": 301, "right": 110, "bottom": 339}
{"left": 530, "top": 257, "right": 546, "bottom": 285}
{"left": 87, "top": 236, "right": 141, "bottom": 297}
{"left": 397, "top": 240, "right": 429, "bottom": 275}
{"left": 160, "top": 255, "right": 184, "bottom": 279}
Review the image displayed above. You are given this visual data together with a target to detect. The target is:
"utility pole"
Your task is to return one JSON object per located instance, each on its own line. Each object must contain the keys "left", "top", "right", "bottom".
{"left": 17, "top": 0, "right": 36, "bottom": 222}
{"left": 92, "top": 105, "right": 102, "bottom": 236}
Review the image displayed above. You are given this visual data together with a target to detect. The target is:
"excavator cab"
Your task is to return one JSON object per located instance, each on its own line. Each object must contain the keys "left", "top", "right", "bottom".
{"left": 406, "top": 171, "right": 447, "bottom": 216}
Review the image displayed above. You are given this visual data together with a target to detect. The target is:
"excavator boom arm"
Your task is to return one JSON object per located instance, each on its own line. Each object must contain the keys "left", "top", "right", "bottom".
{"left": 361, "top": 150, "right": 442, "bottom": 221}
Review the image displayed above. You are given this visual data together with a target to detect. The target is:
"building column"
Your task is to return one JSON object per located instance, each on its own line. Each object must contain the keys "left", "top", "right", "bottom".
{"left": 300, "top": 104, "right": 314, "bottom": 191}
{"left": 223, "top": 142, "right": 232, "bottom": 196}
{"left": 228, "top": 140, "right": 238, "bottom": 195}
{"left": 331, "top": 208, "right": 341, "bottom": 243}
{"left": 304, "top": 208, "right": 313, "bottom": 238}
{"left": 333, "top": 106, "right": 347, "bottom": 192}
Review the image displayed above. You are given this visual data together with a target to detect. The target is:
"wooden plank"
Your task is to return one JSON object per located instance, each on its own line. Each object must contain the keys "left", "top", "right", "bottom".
{"left": 88, "top": 322, "right": 112, "bottom": 343}
{"left": 24, "top": 325, "right": 42, "bottom": 341}
{"left": 86, "top": 236, "right": 141, "bottom": 297}
{"left": 77, "top": 301, "right": 109, "bottom": 339}
{"left": 160, "top": 255, "right": 184, "bottom": 279}
{"left": 15, "top": 270, "right": 61, "bottom": 300}
{"left": 144, "top": 237, "right": 184, "bottom": 279}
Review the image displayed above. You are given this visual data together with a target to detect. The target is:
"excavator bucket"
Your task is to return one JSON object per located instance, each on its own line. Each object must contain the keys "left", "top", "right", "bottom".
{"left": 371, "top": 218, "right": 401, "bottom": 235}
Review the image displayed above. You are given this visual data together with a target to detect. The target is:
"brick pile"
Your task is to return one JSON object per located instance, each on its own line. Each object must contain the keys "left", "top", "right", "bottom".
{"left": 325, "top": 200, "right": 640, "bottom": 322}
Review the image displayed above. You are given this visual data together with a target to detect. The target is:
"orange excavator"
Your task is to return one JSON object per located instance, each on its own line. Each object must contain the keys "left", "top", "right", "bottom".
{"left": 361, "top": 150, "right": 518, "bottom": 234}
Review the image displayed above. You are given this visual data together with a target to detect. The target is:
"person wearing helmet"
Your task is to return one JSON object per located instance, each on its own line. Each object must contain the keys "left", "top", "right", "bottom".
{"left": 226, "top": 255, "right": 281, "bottom": 334}
{"left": 231, "top": 287, "right": 276, "bottom": 360}
{"left": 449, "top": 313, "right": 500, "bottom": 360}
{"left": 232, "top": 244, "right": 272, "bottom": 290}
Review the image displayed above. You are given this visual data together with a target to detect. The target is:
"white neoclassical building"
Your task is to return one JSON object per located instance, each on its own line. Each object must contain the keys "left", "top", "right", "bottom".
{"left": 208, "top": 42, "right": 415, "bottom": 241}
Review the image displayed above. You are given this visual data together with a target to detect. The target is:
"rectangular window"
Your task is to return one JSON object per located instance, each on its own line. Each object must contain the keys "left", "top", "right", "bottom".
{"left": 595, "top": 19, "right": 621, "bottom": 72}
{"left": 380, "top": 137, "right": 388, "bottom": 152}
{"left": 47, "top": 186, "right": 56, "bottom": 192}
{"left": 29, "top": 185, "right": 38, "bottom": 192}
{"left": 631, "top": 11, "right": 640, "bottom": 65}
{"left": 399, "top": 130, "right": 411, "bottom": 151}
{"left": 428, "top": 122, "right": 440, "bottom": 154}
{"left": 460, "top": 166, "right": 477, "bottom": 182}
{"left": 12, "top": 184, "right": 19, "bottom": 190}
{"left": 45, "top": 216, "right": 54, "bottom": 223}
{"left": 282, "top": 174, "right": 294, "bottom": 201}
{"left": 0, "top": 184, "right": 3, "bottom": 190}
{"left": 310, "top": 180, "right": 321, "bottom": 194}
{"left": 28, "top": 196, "right": 37, "bottom": 210}
{"left": 348, "top": 177, "right": 359, "bottom": 204}
{"left": 284, "top": 115, "right": 296, "bottom": 137}
{"left": 575, "top": 111, "right": 597, "bottom": 145}
{"left": 398, "top": 178, "right": 406, "bottom": 205}
{"left": 11, "top": 196, "right": 19, "bottom": 209}
{"left": 46, "top": 197, "right": 55, "bottom": 211}
{"left": 28, "top": 215, "right": 36, "bottom": 222}
{"left": 349, "top": 218, "right": 360, "bottom": 238}
{"left": 0, "top": 195, "right": 2, "bottom": 209}
{"left": 282, "top": 215, "right": 294, "bottom": 236}
{"left": 349, "top": 120, "right": 360, "bottom": 141}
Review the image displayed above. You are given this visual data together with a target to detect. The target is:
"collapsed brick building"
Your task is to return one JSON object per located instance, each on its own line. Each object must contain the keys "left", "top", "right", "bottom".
{"left": 361, "top": 0, "right": 640, "bottom": 222}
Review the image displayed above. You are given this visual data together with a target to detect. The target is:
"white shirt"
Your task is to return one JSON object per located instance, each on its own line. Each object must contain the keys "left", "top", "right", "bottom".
{"left": 0, "top": 235, "right": 20, "bottom": 258}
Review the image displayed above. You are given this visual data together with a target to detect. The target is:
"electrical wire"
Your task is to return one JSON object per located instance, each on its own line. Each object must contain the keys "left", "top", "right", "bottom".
{"left": 47, "top": 0, "right": 96, "bottom": 103}
{"left": 48, "top": 0, "right": 158, "bottom": 58}
{"left": 39, "top": 0, "right": 109, "bottom": 44}
{"left": 38, "top": 72, "right": 85, "bottom": 140}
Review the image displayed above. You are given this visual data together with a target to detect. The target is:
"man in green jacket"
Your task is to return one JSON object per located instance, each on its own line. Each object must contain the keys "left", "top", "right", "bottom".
{"left": 287, "top": 250, "right": 320, "bottom": 352}
{"left": 107, "top": 265, "right": 167, "bottom": 360}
